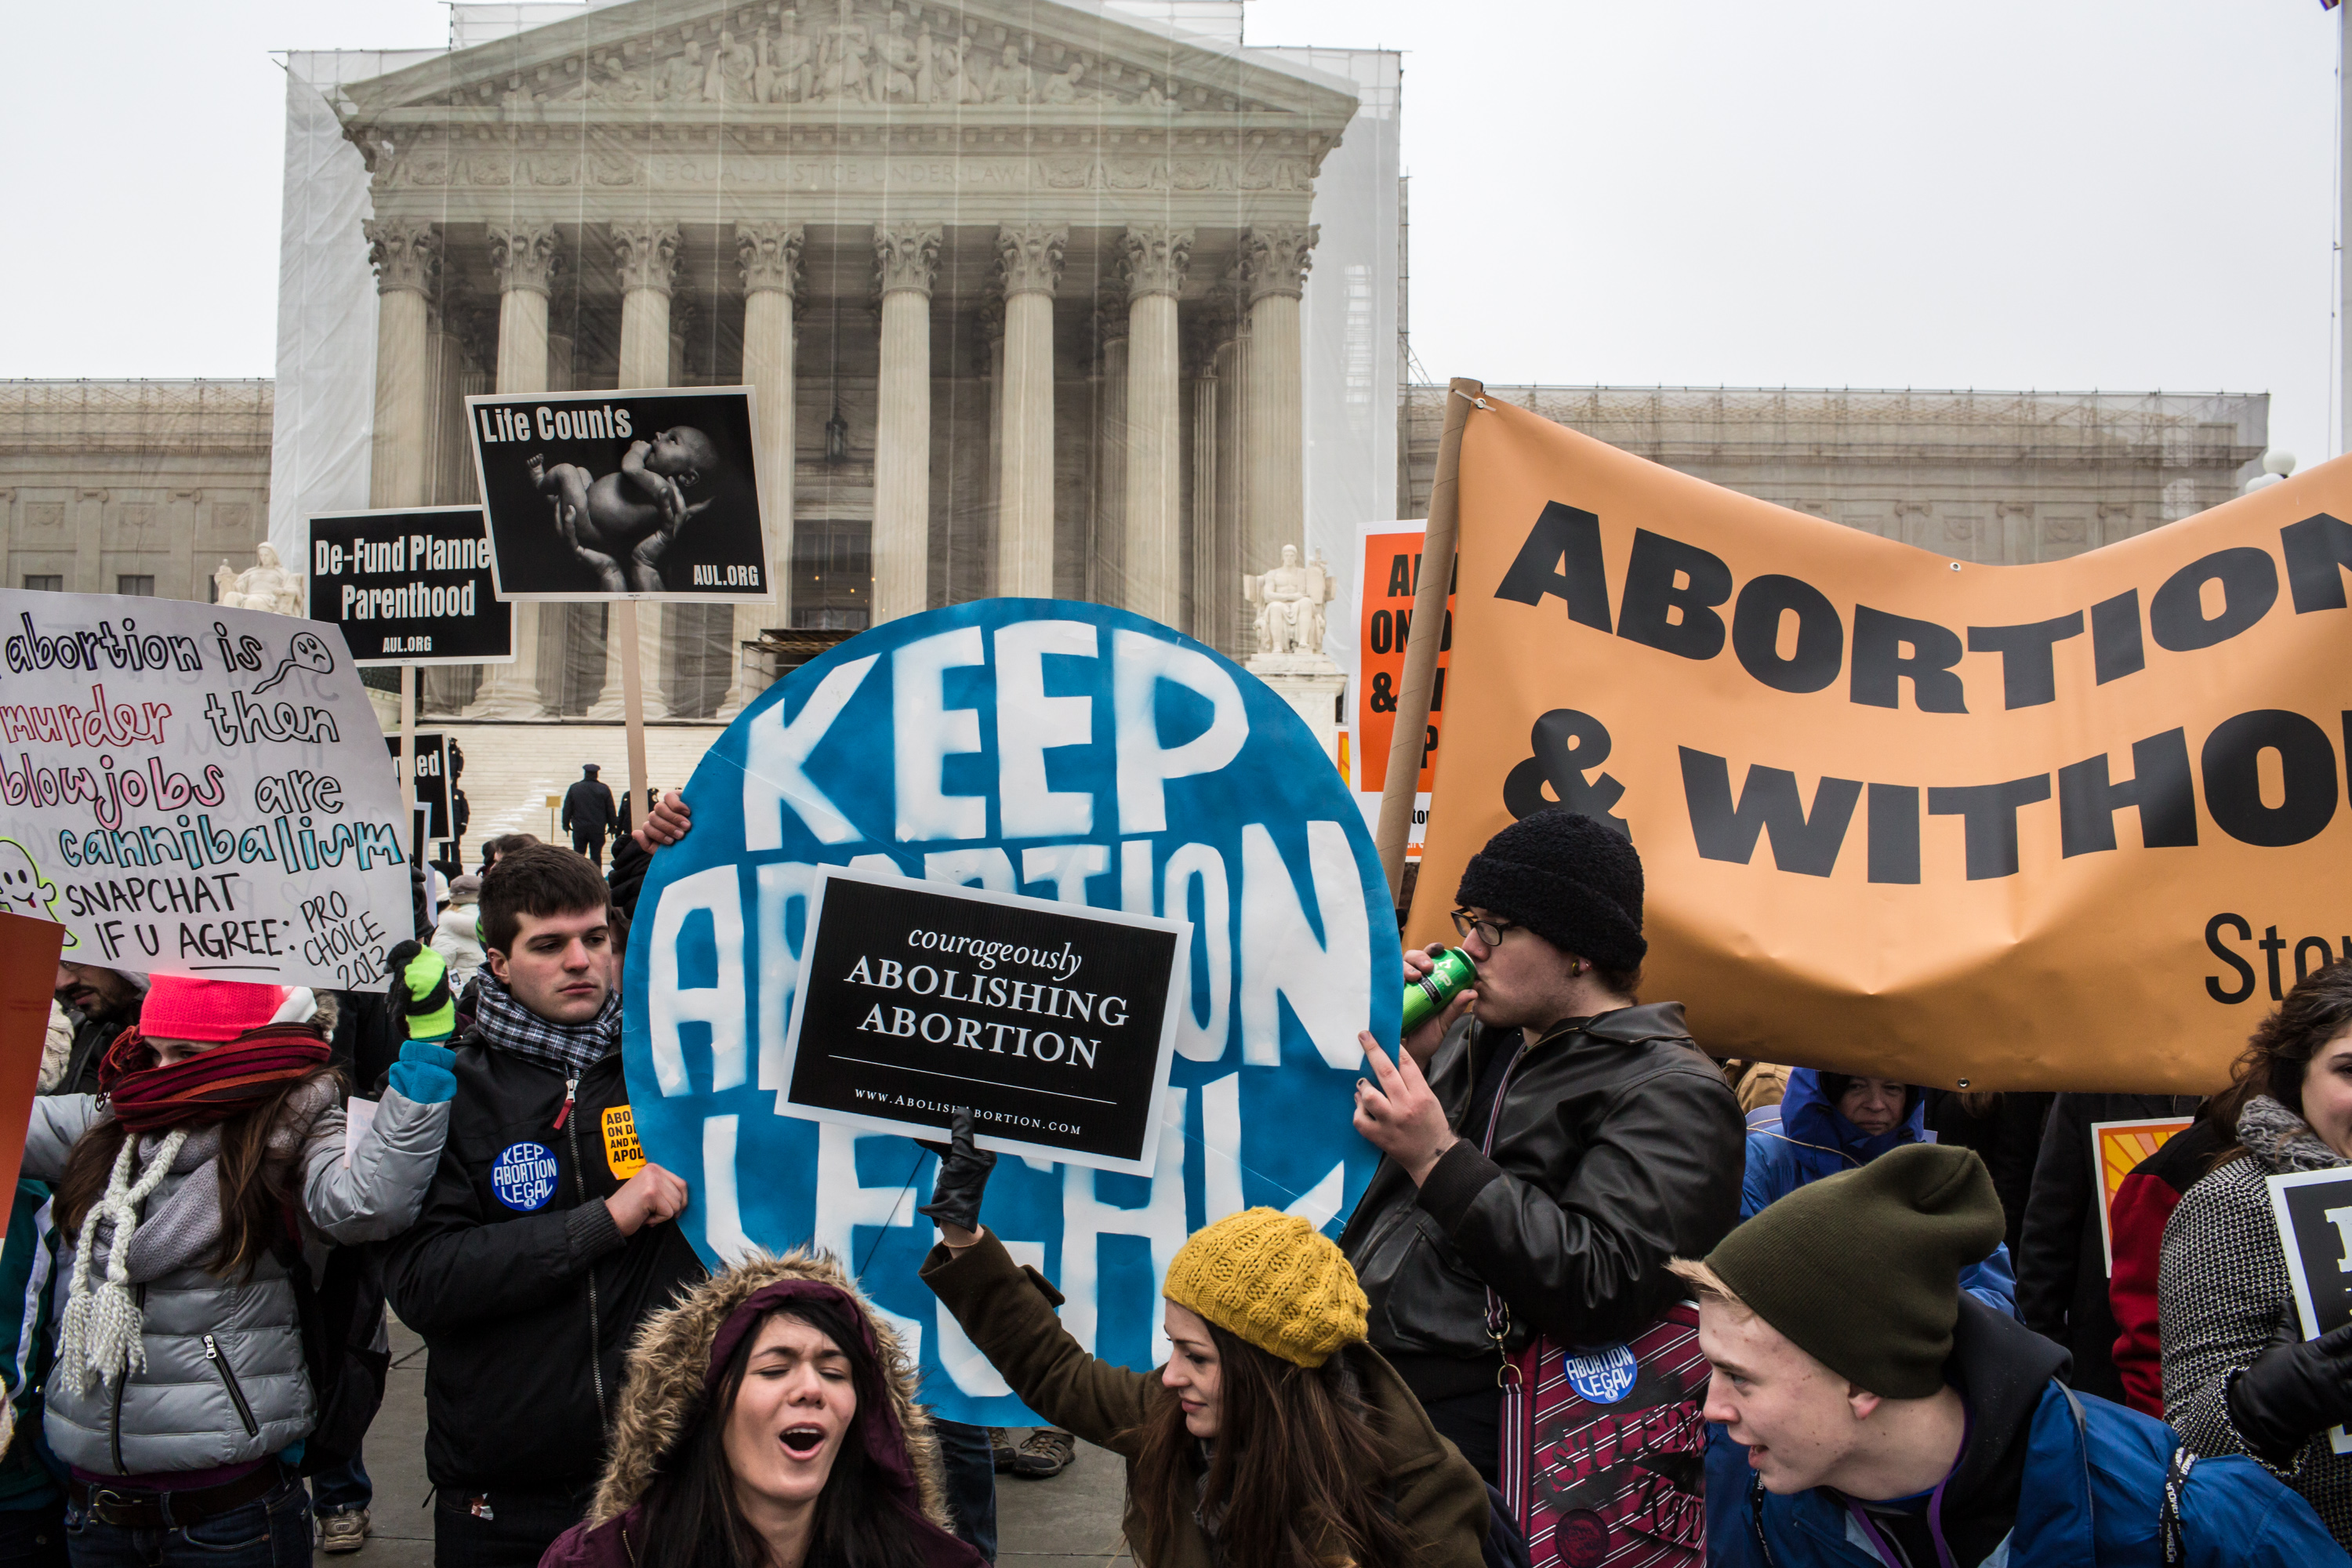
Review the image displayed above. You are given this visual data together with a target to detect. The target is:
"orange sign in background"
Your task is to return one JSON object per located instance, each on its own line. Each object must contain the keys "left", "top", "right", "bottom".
{"left": 1353, "top": 524, "right": 1453, "bottom": 848}
{"left": 1409, "top": 396, "right": 2352, "bottom": 1091}
{"left": 2093, "top": 1116, "right": 2194, "bottom": 1272}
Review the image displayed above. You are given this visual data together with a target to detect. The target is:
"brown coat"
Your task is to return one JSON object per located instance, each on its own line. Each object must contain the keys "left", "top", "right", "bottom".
{"left": 920, "top": 1229, "right": 1490, "bottom": 1568}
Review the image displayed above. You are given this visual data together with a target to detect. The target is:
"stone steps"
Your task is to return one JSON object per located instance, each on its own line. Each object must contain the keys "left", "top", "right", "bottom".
{"left": 409, "top": 720, "right": 733, "bottom": 866}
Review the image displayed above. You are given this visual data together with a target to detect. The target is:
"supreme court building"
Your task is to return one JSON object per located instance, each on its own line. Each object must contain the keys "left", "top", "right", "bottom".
{"left": 276, "top": 0, "right": 1399, "bottom": 722}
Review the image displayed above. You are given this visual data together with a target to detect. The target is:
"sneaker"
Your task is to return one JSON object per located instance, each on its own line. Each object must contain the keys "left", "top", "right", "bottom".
{"left": 319, "top": 1508, "right": 371, "bottom": 1554}
{"left": 988, "top": 1427, "right": 1018, "bottom": 1474}
{"left": 1010, "top": 1426, "right": 1076, "bottom": 1479}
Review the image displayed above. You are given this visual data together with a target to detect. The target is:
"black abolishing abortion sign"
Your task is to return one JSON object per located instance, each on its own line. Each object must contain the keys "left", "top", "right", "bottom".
{"left": 466, "top": 387, "right": 772, "bottom": 603}
{"left": 386, "top": 732, "right": 452, "bottom": 839}
{"left": 779, "top": 867, "right": 1188, "bottom": 1176}
{"left": 2268, "top": 1168, "right": 2352, "bottom": 1454}
{"left": 307, "top": 506, "right": 513, "bottom": 666}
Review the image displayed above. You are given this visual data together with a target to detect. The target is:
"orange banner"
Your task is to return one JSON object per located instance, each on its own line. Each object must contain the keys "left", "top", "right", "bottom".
{"left": 0, "top": 913, "right": 62, "bottom": 1196}
{"left": 1408, "top": 397, "right": 2352, "bottom": 1091}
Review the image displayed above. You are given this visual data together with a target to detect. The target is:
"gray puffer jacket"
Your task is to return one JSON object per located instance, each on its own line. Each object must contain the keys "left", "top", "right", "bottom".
{"left": 22, "top": 1076, "right": 448, "bottom": 1476}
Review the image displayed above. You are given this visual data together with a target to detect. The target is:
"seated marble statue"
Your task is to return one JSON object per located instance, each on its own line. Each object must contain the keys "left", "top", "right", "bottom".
{"left": 528, "top": 428, "right": 718, "bottom": 593}
{"left": 1243, "top": 543, "right": 1334, "bottom": 657}
{"left": 215, "top": 543, "right": 305, "bottom": 616}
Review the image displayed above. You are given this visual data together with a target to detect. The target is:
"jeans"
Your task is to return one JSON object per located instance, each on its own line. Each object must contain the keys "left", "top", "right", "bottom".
{"left": 432, "top": 1483, "right": 593, "bottom": 1568}
{"left": 1420, "top": 1388, "right": 1501, "bottom": 1488}
{"left": 0, "top": 1501, "right": 67, "bottom": 1568}
{"left": 309, "top": 1446, "right": 371, "bottom": 1515}
{"left": 931, "top": 1419, "right": 997, "bottom": 1563}
{"left": 63, "top": 1476, "right": 311, "bottom": 1568}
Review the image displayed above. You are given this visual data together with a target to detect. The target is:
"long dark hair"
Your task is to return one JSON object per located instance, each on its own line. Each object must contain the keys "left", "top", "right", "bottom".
{"left": 636, "top": 1295, "right": 937, "bottom": 1568}
{"left": 1123, "top": 1322, "right": 1417, "bottom": 1568}
{"left": 53, "top": 1065, "right": 341, "bottom": 1279}
{"left": 2216, "top": 960, "right": 2352, "bottom": 1159}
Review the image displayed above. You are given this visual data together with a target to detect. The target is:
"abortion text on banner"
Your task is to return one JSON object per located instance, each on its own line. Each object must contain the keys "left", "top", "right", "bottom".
{"left": 467, "top": 387, "right": 772, "bottom": 604}
{"left": 387, "top": 731, "right": 451, "bottom": 840}
{"left": 1408, "top": 395, "right": 2352, "bottom": 1092}
{"left": 0, "top": 593, "right": 407, "bottom": 993}
{"left": 1352, "top": 521, "right": 1447, "bottom": 848}
{"left": 2267, "top": 1167, "right": 2352, "bottom": 1454}
{"left": 778, "top": 867, "right": 1187, "bottom": 1175}
{"left": 307, "top": 506, "right": 514, "bottom": 667}
{"left": 622, "top": 598, "right": 1399, "bottom": 1427}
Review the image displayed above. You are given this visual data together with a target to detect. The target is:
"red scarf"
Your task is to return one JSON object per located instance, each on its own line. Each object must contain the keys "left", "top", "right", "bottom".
{"left": 97, "top": 1024, "right": 333, "bottom": 1134}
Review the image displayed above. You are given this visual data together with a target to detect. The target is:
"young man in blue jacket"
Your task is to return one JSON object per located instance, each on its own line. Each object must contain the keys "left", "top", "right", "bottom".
{"left": 1683, "top": 1142, "right": 2347, "bottom": 1567}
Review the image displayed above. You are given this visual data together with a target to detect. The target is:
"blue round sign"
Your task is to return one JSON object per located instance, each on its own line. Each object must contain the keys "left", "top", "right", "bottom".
{"left": 623, "top": 600, "right": 1400, "bottom": 1425}
{"left": 1563, "top": 1344, "right": 1640, "bottom": 1405}
{"left": 492, "top": 1141, "right": 559, "bottom": 1213}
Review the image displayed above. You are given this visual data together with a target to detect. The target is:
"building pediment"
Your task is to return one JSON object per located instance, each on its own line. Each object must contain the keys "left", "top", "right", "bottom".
{"left": 336, "top": 0, "right": 1359, "bottom": 130}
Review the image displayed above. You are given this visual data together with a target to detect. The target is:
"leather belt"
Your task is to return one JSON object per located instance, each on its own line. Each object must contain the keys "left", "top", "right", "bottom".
{"left": 70, "top": 1465, "right": 283, "bottom": 1530}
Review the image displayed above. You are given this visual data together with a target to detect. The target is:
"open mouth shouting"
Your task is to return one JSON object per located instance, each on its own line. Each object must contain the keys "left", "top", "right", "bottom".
{"left": 779, "top": 1424, "right": 829, "bottom": 1458}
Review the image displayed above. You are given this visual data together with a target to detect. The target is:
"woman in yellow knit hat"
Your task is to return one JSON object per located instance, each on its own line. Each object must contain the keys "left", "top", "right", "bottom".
{"left": 916, "top": 1114, "right": 1491, "bottom": 1568}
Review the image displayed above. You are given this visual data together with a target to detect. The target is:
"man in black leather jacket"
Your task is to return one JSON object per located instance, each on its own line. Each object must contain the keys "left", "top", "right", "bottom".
{"left": 1341, "top": 809, "right": 1744, "bottom": 1481}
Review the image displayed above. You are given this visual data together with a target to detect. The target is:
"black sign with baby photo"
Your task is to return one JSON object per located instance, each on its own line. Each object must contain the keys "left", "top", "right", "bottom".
{"left": 465, "top": 387, "right": 773, "bottom": 603}
{"left": 779, "top": 867, "right": 1189, "bottom": 1176}
{"left": 2268, "top": 1167, "right": 2352, "bottom": 1454}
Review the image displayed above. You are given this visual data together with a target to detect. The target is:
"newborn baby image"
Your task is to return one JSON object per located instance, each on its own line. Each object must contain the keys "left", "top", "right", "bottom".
{"left": 528, "top": 426, "right": 720, "bottom": 592}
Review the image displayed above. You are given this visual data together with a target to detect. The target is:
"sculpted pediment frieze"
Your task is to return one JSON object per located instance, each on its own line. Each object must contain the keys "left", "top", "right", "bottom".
{"left": 339, "top": 0, "right": 1356, "bottom": 129}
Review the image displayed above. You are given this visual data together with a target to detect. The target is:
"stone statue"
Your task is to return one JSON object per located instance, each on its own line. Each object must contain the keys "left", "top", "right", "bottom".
{"left": 1243, "top": 544, "right": 1334, "bottom": 658}
{"left": 1041, "top": 60, "right": 1087, "bottom": 105}
{"left": 217, "top": 544, "right": 304, "bottom": 618}
{"left": 870, "top": 10, "right": 919, "bottom": 103}
{"left": 764, "top": 14, "right": 816, "bottom": 103}
{"left": 818, "top": 0, "right": 872, "bottom": 100}
{"left": 705, "top": 29, "right": 757, "bottom": 103}
{"left": 658, "top": 45, "right": 706, "bottom": 103}
{"left": 988, "top": 42, "right": 1029, "bottom": 104}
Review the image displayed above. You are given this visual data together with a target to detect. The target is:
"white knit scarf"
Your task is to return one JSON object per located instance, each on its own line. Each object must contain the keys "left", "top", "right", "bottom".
{"left": 56, "top": 1127, "right": 189, "bottom": 1395}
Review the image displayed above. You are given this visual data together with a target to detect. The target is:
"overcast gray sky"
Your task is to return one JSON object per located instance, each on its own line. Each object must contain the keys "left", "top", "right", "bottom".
{"left": 6, "top": 1, "right": 2339, "bottom": 466}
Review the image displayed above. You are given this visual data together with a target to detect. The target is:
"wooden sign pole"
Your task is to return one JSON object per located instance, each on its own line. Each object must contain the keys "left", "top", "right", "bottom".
{"left": 398, "top": 664, "right": 419, "bottom": 859}
{"left": 616, "top": 601, "right": 651, "bottom": 826}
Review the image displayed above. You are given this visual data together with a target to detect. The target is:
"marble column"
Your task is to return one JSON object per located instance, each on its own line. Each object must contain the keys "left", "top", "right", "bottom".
{"left": 1091, "top": 293, "right": 1128, "bottom": 605}
{"left": 364, "top": 220, "right": 441, "bottom": 509}
{"left": 871, "top": 226, "right": 940, "bottom": 625}
{"left": 717, "top": 222, "right": 804, "bottom": 718}
{"left": 465, "top": 225, "right": 562, "bottom": 720}
{"left": 590, "top": 222, "right": 680, "bottom": 720}
{"left": 979, "top": 294, "right": 1006, "bottom": 592}
{"left": 1184, "top": 311, "right": 1225, "bottom": 646}
{"left": 996, "top": 226, "right": 1065, "bottom": 601}
{"left": 1120, "top": 227, "right": 1190, "bottom": 626}
{"left": 1215, "top": 305, "right": 1247, "bottom": 656}
{"left": 1239, "top": 224, "right": 1316, "bottom": 589}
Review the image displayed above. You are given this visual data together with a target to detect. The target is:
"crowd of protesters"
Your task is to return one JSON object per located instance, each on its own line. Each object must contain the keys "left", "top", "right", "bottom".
{"left": 0, "top": 792, "right": 2344, "bottom": 1568}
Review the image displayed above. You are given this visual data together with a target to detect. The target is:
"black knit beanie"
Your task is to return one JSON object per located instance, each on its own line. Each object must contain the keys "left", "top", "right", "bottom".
{"left": 1454, "top": 810, "right": 1646, "bottom": 971}
{"left": 1704, "top": 1143, "right": 2005, "bottom": 1399}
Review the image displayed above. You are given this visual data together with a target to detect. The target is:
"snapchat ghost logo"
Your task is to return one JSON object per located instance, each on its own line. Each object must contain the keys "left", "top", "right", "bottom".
{"left": 0, "top": 840, "right": 67, "bottom": 946}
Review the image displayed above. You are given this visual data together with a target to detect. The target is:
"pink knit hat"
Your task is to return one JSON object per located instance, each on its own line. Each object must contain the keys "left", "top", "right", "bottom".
{"left": 140, "top": 977, "right": 291, "bottom": 1043}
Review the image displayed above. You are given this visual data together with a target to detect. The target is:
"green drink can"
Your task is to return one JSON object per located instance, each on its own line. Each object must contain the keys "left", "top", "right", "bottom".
{"left": 1400, "top": 946, "right": 1479, "bottom": 1035}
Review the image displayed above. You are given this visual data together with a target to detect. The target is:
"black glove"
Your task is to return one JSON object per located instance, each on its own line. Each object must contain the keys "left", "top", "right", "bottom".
{"left": 2226, "top": 1316, "right": 2352, "bottom": 1466}
{"left": 916, "top": 1110, "right": 997, "bottom": 1234}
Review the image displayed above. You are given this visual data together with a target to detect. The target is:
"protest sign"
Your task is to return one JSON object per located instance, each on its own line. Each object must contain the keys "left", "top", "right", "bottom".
{"left": 0, "top": 913, "right": 63, "bottom": 1196}
{"left": 778, "top": 866, "right": 1186, "bottom": 1175}
{"left": 307, "top": 506, "right": 513, "bottom": 666}
{"left": 0, "top": 592, "right": 407, "bottom": 992}
{"left": 1351, "top": 521, "right": 1446, "bottom": 849}
{"left": 1402, "top": 382, "right": 2352, "bottom": 1091}
{"left": 2268, "top": 1167, "right": 2352, "bottom": 1453}
{"left": 624, "top": 598, "right": 1399, "bottom": 1426}
{"left": 466, "top": 387, "right": 771, "bottom": 603}
{"left": 387, "top": 731, "right": 451, "bottom": 840}
{"left": 2093, "top": 1116, "right": 2194, "bottom": 1273}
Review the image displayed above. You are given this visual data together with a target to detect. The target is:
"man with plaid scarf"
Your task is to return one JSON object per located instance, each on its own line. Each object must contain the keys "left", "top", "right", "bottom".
{"left": 386, "top": 846, "right": 706, "bottom": 1567}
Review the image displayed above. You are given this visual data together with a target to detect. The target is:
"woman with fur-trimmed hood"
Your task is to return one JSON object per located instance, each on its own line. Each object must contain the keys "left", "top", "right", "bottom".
{"left": 541, "top": 1250, "right": 985, "bottom": 1568}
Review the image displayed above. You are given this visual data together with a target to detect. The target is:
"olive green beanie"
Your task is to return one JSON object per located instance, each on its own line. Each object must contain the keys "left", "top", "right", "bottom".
{"left": 1704, "top": 1142, "right": 2004, "bottom": 1399}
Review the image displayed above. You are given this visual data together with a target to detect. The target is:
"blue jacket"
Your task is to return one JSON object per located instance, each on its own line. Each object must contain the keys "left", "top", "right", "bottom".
{"left": 1715, "top": 1370, "right": 2348, "bottom": 1566}
{"left": 1741, "top": 1072, "right": 2017, "bottom": 1314}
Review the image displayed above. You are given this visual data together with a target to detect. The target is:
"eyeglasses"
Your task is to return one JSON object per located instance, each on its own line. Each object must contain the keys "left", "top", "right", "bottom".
{"left": 1450, "top": 909, "right": 1519, "bottom": 948}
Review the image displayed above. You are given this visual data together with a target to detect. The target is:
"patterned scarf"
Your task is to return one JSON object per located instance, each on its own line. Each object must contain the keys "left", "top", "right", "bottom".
{"left": 473, "top": 973, "right": 621, "bottom": 1078}
{"left": 97, "top": 1024, "right": 333, "bottom": 1134}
